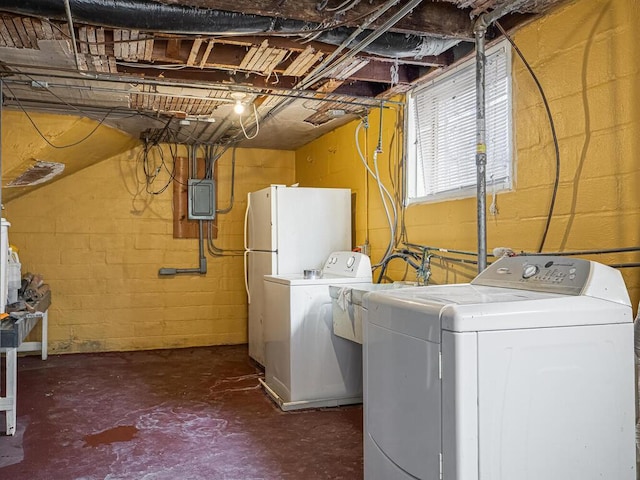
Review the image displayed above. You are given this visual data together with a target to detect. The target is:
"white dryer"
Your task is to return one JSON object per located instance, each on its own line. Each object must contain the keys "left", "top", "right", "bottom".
{"left": 363, "top": 255, "right": 635, "bottom": 480}
{"left": 262, "top": 251, "right": 372, "bottom": 411}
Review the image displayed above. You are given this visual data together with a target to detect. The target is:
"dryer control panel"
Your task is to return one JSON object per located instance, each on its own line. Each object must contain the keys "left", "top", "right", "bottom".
{"left": 322, "top": 251, "right": 372, "bottom": 278}
{"left": 472, "top": 255, "right": 592, "bottom": 296}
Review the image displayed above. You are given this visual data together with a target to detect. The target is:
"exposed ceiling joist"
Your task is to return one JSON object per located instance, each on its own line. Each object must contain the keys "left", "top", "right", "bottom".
{"left": 156, "top": 0, "right": 476, "bottom": 38}
{"left": 0, "top": 0, "right": 570, "bottom": 150}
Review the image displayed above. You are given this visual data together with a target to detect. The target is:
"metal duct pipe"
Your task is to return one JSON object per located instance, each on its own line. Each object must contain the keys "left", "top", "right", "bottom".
{"left": 0, "top": 0, "right": 458, "bottom": 59}
{"left": 319, "top": 27, "right": 457, "bottom": 59}
{"left": 474, "top": 20, "right": 488, "bottom": 273}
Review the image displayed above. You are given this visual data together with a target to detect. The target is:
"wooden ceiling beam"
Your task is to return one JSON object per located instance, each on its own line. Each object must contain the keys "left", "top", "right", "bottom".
{"left": 141, "top": 40, "right": 428, "bottom": 84}
{"left": 117, "top": 64, "right": 299, "bottom": 89}
{"left": 155, "top": 0, "right": 475, "bottom": 39}
{"left": 214, "top": 35, "right": 452, "bottom": 67}
{"left": 332, "top": 81, "right": 389, "bottom": 98}
{"left": 152, "top": 38, "right": 246, "bottom": 66}
{"left": 350, "top": 61, "right": 425, "bottom": 84}
{"left": 148, "top": 34, "right": 451, "bottom": 69}
{"left": 117, "top": 59, "right": 419, "bottom": 87}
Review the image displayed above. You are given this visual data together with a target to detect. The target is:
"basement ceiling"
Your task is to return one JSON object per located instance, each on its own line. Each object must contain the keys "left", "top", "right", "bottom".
{"left": 0, "top": 0, "right": 567, "bottom": 150}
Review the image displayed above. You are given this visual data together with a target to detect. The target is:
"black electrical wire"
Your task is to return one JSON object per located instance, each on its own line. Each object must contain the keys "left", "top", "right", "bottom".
{"left": 141, "top": 136, "right": 183, "bottom": 194}
{"left": 393, "top": 106, "right": 406, "bottom": 246}
{"left": 4, "top": 82, "right": 113, "bottom": 149}
{"left": 4, "top": 67, "right": 219, "bottom": 149}
{"left": 404, "top": 242, "right": 640, "bottom": 260}
{"left": 375, "top": 250, "right": 422, "bottom": 282}
{"left": 5, "top": 68, "right": 181, "bottom": 152}
{"left": 495, "top": 21, "right": 560, "bottom": 254}
{"left": 386, "top": 104, "right": 404, "bottom": 248}
{"left": 403, "top": 242, "right": 479, "bottom": 257}
{"left": 143, "top": 143, "right": 170, "bottom": 195}
{"left": 522, "top": 246, "right": 640, "bottom": 256}
{"left": 428, "top": 253, "right": 479, "bottom": 266}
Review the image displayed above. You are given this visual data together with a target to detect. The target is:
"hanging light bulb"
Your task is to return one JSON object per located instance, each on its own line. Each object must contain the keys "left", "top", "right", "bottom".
{"left": 231, "top": 92, "right": 246, "bottom": 115}
{"left": 234, "top": 99, "right": 245, "bottom": 115}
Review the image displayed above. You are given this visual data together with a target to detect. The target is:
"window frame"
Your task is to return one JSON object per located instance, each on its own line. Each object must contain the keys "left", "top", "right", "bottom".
{"left": 405, "top": 39, "right": 514, "bottom": 206}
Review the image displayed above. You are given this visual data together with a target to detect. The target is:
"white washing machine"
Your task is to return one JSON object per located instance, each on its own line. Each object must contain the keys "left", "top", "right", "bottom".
{"left": 261, "top": 251, "right": 372, "bottom": 411}
{"left": 363, "top": 255, "right": 636, "bottom": 480}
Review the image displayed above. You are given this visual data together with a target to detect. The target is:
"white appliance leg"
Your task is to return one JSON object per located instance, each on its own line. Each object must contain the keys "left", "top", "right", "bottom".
{"left": 3, "top": 348, "right": 17, "bottom": 435}
{"left": 41, "top": 311, "right": 48, "bottom": 360}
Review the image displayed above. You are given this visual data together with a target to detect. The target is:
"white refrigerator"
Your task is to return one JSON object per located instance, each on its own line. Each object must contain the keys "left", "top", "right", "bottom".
{"left": 244, "top": 185, "right": 351, "bottom": 366}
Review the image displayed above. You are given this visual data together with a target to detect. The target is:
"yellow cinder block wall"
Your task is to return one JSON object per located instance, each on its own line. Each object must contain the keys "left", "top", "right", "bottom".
{"left": 296, "top": 104, "right": 404, "bottom": 264}
{"left": 4, "top": 116, "right": 295, "bottom": 353}
{"left": 2, "top": 110, "right": 138, "bottom": 203}
{"left": 296, "top": 0, "right": 640, "bottom": 308}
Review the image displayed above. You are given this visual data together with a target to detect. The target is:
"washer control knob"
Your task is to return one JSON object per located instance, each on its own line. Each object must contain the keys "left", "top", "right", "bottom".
{"left": 522, "top": 264, "right": 539, "bottom": 279}
{"left": 346, "top": 256, "right": 356, "bottom": 268}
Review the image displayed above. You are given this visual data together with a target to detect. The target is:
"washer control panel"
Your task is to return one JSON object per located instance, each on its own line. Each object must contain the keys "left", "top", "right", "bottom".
{"left": 473, "top": 255, "right": 591, "bottom": 295}
{"left": 321, "top": 251, "right": 372, "bottom": 278}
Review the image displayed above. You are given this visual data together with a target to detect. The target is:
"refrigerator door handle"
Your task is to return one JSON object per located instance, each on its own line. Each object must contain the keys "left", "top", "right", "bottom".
{"left": 243, "top": 194, "right": 251, "bottom": 303}
{"left": 244, "top": 250, "right": 251, "bottom": 303}
{"left": 244, "top": 193, "right": 251, "bottom": 251}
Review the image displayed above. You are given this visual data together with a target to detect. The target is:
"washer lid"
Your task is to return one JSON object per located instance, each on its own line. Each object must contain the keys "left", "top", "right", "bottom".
{"left": 384, "top": 284, "right": 559, "bottom": 305}
{"left": 365, "top": 284, "right": 555, "bottom": 309}
{"left": 365, "top": 284, "right": 632, "bottom": 338}
{"left": 442, "top": 294, "right": 632, "bottom": 332}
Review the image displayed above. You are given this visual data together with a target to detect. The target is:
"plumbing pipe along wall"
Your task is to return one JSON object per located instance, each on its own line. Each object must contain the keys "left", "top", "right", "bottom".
{"left": 472, "top": 0, "right": 531, "bottom": 273}
{"left": 474, "top": 21, "right": 488, "bottom": 273}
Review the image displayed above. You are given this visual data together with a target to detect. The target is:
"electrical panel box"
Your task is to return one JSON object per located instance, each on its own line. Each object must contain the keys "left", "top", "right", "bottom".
{"left": 188, "top": 179, "right": 215, "bottom": 220}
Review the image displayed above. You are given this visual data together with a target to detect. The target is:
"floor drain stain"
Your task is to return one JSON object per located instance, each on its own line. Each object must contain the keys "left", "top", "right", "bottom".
{"left": 83, "top": 425, "right": 138, "bottom": 447}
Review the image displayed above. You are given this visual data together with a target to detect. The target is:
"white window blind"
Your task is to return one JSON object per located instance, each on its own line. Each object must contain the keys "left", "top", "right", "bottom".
{"left": 406, "top": 40, "right": 513, "bottom": 204}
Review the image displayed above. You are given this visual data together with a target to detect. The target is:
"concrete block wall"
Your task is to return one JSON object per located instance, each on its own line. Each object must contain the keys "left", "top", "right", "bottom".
{"left": 296, "top": 104, "right": 405, "bottom": 270}
{"left": 296, "top": 0, "right": 640, "bottom": 307}
{"left": 1, "top": 110, "right": 138, "bottom": 204}
{"left": 5, "top": 139, "right": 295, "bottom": 353}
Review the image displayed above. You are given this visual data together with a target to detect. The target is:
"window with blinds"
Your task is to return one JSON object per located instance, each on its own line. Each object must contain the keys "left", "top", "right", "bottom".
{"left": 406, "top": 40, "right": 513, "bottom": 204}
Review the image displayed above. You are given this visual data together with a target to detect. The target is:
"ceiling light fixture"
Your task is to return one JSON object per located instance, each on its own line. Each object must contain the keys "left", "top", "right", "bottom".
{"left": 231, "top": 92, "right": 247, "bottom": 115}
{"left": 233, "top": 100, "right": 245, "bottom": 115}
